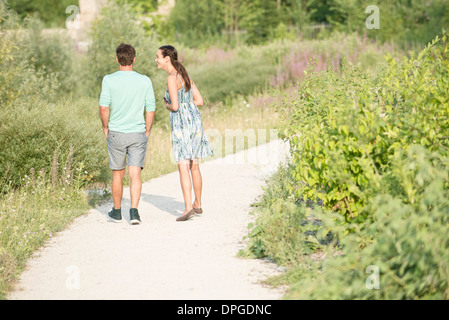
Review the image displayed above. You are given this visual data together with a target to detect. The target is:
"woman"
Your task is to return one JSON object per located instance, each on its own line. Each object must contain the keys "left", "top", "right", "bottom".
{"left": 155, "top": 45, "right": 214, "bottom": 222}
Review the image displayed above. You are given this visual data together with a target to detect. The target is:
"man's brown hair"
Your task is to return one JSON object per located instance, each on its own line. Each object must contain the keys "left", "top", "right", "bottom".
{"left": 116, "top": 43, "right": 136, "bottom": 66}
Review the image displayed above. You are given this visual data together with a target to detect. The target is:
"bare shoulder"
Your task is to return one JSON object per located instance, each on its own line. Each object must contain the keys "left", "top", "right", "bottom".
{"left": 166, "top": 74, "right": 178, "bottom": 86}
{"left": 167, "top": 74, "right": 177, "bottom": 81}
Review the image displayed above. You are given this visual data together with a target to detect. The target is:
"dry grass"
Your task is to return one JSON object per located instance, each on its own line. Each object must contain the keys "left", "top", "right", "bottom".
{"left": 139, "top": 90, "right": 282, "bottom": 183}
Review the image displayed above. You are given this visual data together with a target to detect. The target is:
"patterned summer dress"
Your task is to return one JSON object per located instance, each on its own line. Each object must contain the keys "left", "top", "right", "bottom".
{"left": 165, "top": 74, "right": 214, "bottom": 162}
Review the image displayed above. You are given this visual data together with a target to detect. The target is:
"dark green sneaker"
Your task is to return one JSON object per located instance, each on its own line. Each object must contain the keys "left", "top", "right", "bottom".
{"left": 130, "top": 208, "right": 141, "bottom": 225}
{"left": 108, "top": 208, "right": 122, "bottom": 223}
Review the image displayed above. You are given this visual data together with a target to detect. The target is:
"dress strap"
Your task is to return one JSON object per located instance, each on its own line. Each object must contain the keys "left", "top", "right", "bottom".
{"left": 170, "top": 73, "right": 184, "bottom": 89}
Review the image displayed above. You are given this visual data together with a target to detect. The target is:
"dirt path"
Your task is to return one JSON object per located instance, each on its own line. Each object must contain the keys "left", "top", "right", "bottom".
{"left": 8, "top": 140, "right": 289, "bottom": 300}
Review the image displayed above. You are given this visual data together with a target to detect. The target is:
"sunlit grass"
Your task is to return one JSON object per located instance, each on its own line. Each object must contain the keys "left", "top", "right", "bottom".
{"left": 140, "top": 90, "right": 281, "bottom": 182}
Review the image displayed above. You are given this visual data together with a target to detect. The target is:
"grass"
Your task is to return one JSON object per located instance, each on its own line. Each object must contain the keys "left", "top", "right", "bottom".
{"left": 0, "top": 166, "right": 100, "bottom": 298}
{"left": 138, "top": 89, "right": 282, "bottom": 183}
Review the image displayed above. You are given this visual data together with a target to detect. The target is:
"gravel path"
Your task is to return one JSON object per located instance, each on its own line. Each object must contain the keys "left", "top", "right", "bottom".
{"left": 8, "top": 140, "right": 289, "bottom": 300}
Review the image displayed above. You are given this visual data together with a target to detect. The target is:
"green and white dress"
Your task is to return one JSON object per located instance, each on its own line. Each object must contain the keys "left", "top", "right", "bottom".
{"left": 165, "top": 74, "right": 214, "bottom": 162}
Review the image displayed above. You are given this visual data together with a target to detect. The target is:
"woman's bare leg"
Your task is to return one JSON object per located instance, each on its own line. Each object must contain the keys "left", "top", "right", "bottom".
{"left": 178, "top": 160, "right": 194, "bottom": 215}
{"left": 190, "top": 158, "right": 202, "bottom": 209}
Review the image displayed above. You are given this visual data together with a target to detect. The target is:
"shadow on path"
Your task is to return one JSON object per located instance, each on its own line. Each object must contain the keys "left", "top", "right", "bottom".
{"left": 140, "top": 193, "right": 185, "bottom": 217}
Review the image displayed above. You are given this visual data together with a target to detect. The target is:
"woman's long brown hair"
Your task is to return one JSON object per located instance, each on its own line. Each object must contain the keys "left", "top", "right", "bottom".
{"left": 159, "top": 45, "right": 192, "bottom": 91}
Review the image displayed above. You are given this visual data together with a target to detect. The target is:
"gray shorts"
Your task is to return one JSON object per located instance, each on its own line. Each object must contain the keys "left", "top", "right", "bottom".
{"left": 107, "top": 131, "right": 148, "bottom": 170}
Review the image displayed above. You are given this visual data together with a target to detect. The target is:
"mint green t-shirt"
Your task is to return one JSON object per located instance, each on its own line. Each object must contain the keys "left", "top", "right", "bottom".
{"left": 99, "top": 71, "right": 156, "bottom": 133}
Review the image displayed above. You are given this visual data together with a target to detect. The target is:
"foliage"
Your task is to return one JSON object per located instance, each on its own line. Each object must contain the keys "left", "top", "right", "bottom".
{"left": 287, "top": 146, "right": 449, "bottom": 299}
{"left": 113, "top": 0, "right": 158, "bottom": 14}
{"left": 167, "top": 0, "right": 449, "bottom": 47}
{"left": 279, "top": 31, "right": 449, "bottom": 221}
{"left": 0, "top": 6, "right": 58, "bottom": 107}
{"left": 240, "top": 164, "right": 333, "bottom": 267}
{"left": 0, "top": 1, "right": 109, "bottom": 190}
{"left": 168, "top": 0, "right": 225, "bottom": 47}
{"left": 0, "top": 97, "right": 110, "bottom": 190}
{"left": 327, "top": 0, "right": 449, "bottom": 47}
{"left": 6, "top": 0, "right": 73, "bottom": 27}
{"left": 169, "top": 0, "right": 308, "bottom": 47}
{"left": 6, "top": 0, "right": 449, "bottom": 47}
{"left": 19, "top": 17, "right": 82, "bottom": 95}
{"left": 243, "top": 31, "right": 449, "bottom": 299}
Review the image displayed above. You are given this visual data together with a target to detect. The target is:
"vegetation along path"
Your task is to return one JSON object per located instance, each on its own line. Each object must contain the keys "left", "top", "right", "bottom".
{"left": 8, "top": 140, "right": 289, "bottom": 300}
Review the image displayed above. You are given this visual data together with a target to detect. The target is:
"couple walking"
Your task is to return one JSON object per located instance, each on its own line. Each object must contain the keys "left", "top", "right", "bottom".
{"left": 99, "top": 43, "right": 214, "bottom": 224}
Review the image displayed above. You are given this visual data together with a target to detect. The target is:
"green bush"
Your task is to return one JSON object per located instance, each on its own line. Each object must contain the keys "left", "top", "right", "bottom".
{"left": 0, "top": 2, "right": 109, "bottom": 189}
{"left": 0, "top": 97, "right": 109, "bottom": 190}
{"left": 7, "top": 0, "right": 74, "bottom": 27}
{"left": 279, "top": 31, "right": 449, "bottom": 221}
{"left": 241, "top": 165, "right": 333, "bottom": 267}
{"left": 1, "top": 2, "right": 84, "bottom": 99}
{"left": 19, "top": 18, "right": 83, "bottom": 95}
{"left": 189, "top": 51, "right": 277, "bottom": 104}
{"left": 0, "top": 23, "right": 58, "bottom": 107}
{"left": 243, "top": 31, "right": 449, "bottom": 300}
{"left": 286, "top": 146, "right": 449, "bottom": 300}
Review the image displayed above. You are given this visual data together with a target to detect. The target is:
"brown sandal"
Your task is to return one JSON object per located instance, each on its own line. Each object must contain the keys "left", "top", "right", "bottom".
{"left": 193, "top": 207, "right": 203, "bottom": 214}
{"left": 176, "top": 209, "right": 195, "bottom": 222}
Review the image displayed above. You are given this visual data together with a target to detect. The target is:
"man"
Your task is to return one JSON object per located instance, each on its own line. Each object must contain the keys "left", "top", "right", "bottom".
{"left": 99, "top": 43, "right": 156, "bottom": 225}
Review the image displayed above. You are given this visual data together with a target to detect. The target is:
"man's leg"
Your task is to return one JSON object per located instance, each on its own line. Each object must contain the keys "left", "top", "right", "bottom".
{"left": 126, "top": 132, "right": 148, "bottom": 224}
{"left": 128, "top": 166, "right": 142, "bottom": 209}
{"left": 112, "top": 169, "right": 126, "bottom": 209}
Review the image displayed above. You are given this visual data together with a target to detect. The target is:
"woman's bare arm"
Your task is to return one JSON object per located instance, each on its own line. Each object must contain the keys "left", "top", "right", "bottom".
{"left": 166, "top": 74, "right": 179, "bottom": 112}
{"left": 192, "top": 81, "right": 204, "bottom": 106}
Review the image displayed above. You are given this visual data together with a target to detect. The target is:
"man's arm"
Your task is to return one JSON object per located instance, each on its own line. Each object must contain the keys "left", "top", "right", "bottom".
{"left": 99, "top": 106, "right": 110, "bottom": 138}
{"left": 145, "top": 111, "right": 155, "bottom": 137}
{"left": 144, "top": 78, "right": 156, "bottom": 137}
{"left": 99, "top": 76, "right": 111, "bottom": 139}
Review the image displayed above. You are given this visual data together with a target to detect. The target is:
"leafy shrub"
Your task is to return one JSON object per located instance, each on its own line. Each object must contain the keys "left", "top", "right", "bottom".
{"left": 0, "top": 2, "right": 81, "bottom": 100}
{"left": 7, "top": 0, "right": 74, "bottom": 27}
{"left": 241, "top": 165, "right": 333, "bottom": 267}
{"left": 0, "top": 97, "right": 109, "bottom": 190}
{"left": 243, "top": 31, "right": 449, "bottom": 300}
{"left": 279, "top": 31, "right": 449, "bottom": 221}
{"left": 19, "top": 18, "right": 83, "bottom": 95}
{"left": 286, "top": 146, "right": 449, "bottom": 300}
{"left": 0, "top": 18, "right": 58, "bottom": 107}
{"left": 0, "top": 2, "right": 108, "bottom": 189}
